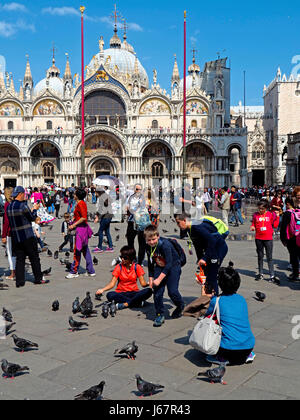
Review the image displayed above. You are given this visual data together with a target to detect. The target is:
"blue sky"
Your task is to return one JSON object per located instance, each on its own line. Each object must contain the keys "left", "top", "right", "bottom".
{"left": 0, "top": 0, "right": 300, "bottom": 105}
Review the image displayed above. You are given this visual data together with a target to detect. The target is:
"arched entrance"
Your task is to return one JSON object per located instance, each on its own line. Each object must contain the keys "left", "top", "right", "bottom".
{"left": 142, "top": 141, "right": 173, "bottom": 188}
{"left": 0, "top": 144, "right": 20, "bottom": 188}
{"left": 185, "top": 142, "right": 215, "bottom": 189}
{"left": 30, "top": 142, "right": 60, "bottom": 185}
{"left": 92, "top": 159, "right": 115, "bottom": 179}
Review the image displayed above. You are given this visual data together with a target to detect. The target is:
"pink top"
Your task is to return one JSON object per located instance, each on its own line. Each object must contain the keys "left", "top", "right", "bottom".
{"left": 30, "top": 192, "right": 43, "bottom": 203}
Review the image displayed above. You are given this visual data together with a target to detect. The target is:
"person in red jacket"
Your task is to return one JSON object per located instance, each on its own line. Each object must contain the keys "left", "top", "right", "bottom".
{"left": 251, "top": 200, "right": 280, "bottom": 284}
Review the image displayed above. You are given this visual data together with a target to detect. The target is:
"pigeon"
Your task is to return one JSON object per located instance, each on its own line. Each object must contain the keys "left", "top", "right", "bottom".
{"left": 115, "top": 235, "right": 120, "bottom": 242}
{"left": 255, "top": 291, "right": 266, "bottom": 302}
{"left": 47, "top": 249, "right": 53, "bottom": 257}
{"left": 48, "top": 225, "right": 53, "bottom": 231}
{"left": 59, "top": 259, "right": 65, "bottom": 265}
{"left": 115, "top": 228, "right": 120, "bottom": 232}
{"left": 102, "top": 302, "right": 109, "bottom": 319}
{"left": 5, "top": 322, "right": 16, "bottom": 335}
{"left": 174, "top": 228, "right": 178, "bottom": 233}
{"left": 54, "top": 251, "right": 59, "bottom": 260}
{"left": 80, "top": 292, "right": 97, "bottom": 318}
{"left": 69, "top": 317, "right": 89, "bottom": 332}
{"left": 111, "top": 257, "right": 121, "bottom": 267}
{"left": 93, "top": 257, "right": 98, "bottom": 266}
{"left": 114, "top": 341, "right": 138, "bottom": 360}
{"left": 1, "top": 359, "right": 29, "bottom": 379}
{"left": 162, "top": 229, "right": 168, "bottom": 234}
{"left": 95, "top": 293, "right": 102, "bottom": 302}
{"left": 0, "top": 283, "right": 9, "bottom": 290}
{"left": 42, "top": 267, "right": 52, "bottom": 276}
{"left": 135, "top": 374, "right": 164, "bottom": 396}
{"left": 74, "top": 381, "right": 105, "bottom": 400}
{"left": 65, "top": 252, "right": 70, "bottom": 258}
{"left": 12, "top": 334, "right": 39, "bottom": 353}
{"left": 110, "top": 301, "right": 117, "bottom": 317}
{"left": 164, "top": 219, "right": 167, "bottom": 224}
{"left": 2, "top": 307, "right": 13, "bottom": 323}
{"left": 72, "top": 297, "right": 81, "bottom": 314}
{"left": 198, "top": 365, "right": 227, "bottom": 385}
{"left": 65, "top": 262, "right": 72, "bottom": 271}
{"left": 52, "top": 300, "right": 59, "bottom": 312}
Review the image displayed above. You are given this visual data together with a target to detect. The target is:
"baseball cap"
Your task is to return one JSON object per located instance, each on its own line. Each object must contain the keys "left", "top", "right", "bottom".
{"left": 12, "top": 186, "right": 25, "bottom": 198}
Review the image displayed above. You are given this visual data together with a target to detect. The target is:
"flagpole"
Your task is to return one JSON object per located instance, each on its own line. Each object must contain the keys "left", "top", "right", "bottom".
{"left": 80, "top": 6, "right": 86, "bottom": 188}
{"left": 182, "top": 10, "right": 187, "bottom": 205}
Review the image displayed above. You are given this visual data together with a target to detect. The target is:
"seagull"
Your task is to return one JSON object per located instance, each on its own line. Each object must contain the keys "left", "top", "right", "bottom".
{"left": 12, "top": 335, "right": 39, "bottom": 353}
{"left": 198, "top": 365, "right": 227, "bottom": 385}
{"left": 114, "top": 341, "right": 138, "bottom": 360}
{"left": 1, "top": 359, "right": 29, "bottom": 379}
{"left": 135, "top": 374, "right": 164, "bottom": 396}
{"left": 74, "top": 381, "right": 105, "bottom": 400}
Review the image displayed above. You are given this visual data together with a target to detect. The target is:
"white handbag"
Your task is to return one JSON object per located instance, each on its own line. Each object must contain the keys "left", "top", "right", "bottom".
{"left": 189, "top": 297, "right": 222, "bottom": 355}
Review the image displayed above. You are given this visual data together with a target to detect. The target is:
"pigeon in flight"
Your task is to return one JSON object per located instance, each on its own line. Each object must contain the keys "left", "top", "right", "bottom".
{"left": 69, "top": 317, "right": 89, "bottom": 332}
{"left": 74, "top": 381, "right": 106, "bottom": 400}
{"left": 72, "top": 297, "right": 81, "bottom": 314}
{"left": 2, "top": 307, "right": 13, "bottom": 323}
{"left": 52, "top": 300, "right": 59, "bottom": 312}
{"left": 114, "top": 341, "right": 138, "bottom": 360}
{"left": 255, "top": 291, "right": 266, "bottom": 302}
{"left": 12, "top": 335, "right": 39, "bottom": 353}
{"left": 198, "top": 365, "right": 227, "bottom": 385}
{"left": 1, "top": 359, "right": 29, "bottom": 379}
{"left": 135, "top": 374, "right": 164, "bottom": 396}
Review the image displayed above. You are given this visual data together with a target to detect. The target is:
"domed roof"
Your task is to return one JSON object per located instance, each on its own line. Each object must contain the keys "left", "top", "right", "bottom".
{"left": 179, "top": 73, "right": 202, "bottom": 91}
{"left": 88, "top": 48, "right": 149, "bottom": 88}
{"left": 34, "top": 77, "right": 64, "bottom": 96}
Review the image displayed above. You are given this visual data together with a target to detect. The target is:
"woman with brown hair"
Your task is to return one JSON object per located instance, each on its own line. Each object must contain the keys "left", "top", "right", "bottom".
{"left": 1, "top": 187, "right": 16, "bottom": 280}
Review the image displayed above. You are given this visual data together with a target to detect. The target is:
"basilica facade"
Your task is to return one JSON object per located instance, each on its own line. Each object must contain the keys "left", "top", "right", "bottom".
{"left": 0, "top": 26, "right": 247, "bottom": 190}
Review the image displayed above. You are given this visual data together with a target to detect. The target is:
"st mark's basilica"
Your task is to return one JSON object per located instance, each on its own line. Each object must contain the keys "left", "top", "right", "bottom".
{"left": 0, "top": 20, "right": 248, "bottom": 189}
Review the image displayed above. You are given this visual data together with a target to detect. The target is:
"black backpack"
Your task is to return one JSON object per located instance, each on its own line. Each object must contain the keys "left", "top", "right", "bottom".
{"left": 166, "top": 238, "right": 187, "bottom": 267}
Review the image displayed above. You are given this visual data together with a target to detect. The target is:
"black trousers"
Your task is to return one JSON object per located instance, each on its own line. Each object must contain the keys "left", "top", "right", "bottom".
{"left": 59, "top": 234, "right": 74, "bottom": 251}
{"left": 126, "top": 222, "right": 146, "bottom": 265}
{"left": 54, "top": 204, "right": 60, "bottom": 218}
{"left": 287, "top": 238, "right": 300, "bottom": 278}
{"left": 217, "top": 347, "right": 253, "bottom": 365}
{"left": 255, "top": 239, "right": 274, "bottom": 277}
{"left": 13, "top": 237, "right": 43, "bottom": 286}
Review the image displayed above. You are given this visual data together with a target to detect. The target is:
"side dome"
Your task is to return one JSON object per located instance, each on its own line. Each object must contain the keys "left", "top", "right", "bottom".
{"left": 34, "top": 77, "right": 64, "bottom": 96}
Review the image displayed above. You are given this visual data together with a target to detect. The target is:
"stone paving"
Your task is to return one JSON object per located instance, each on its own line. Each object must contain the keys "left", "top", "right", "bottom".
{"left": 0, "top": 202, "right": 300, "bottom": 400}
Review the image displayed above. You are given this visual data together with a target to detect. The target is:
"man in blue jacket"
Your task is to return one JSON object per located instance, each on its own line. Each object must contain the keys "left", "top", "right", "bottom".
{"left": 175, "top": 212, "right": 228, "bottom": 295}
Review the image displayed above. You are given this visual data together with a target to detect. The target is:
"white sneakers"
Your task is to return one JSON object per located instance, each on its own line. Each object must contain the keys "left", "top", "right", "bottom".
{"left": 65, "top": 273, "right": 96, "bottom": 279}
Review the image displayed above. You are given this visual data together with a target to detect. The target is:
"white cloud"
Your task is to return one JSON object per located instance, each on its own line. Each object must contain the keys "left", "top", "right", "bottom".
{"left": 42, "top": 7, "right": 80, "bottom": 17}
{"left": 1, "top": 2, "right": 28, "bottom": 12}
{"left": 0, "top": 19, "right": 35, "bottom": 37}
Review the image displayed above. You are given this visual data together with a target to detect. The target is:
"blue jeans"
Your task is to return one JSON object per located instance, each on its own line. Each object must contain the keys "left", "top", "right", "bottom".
{"left": 98, "top": 217, "right": 113, "bottom": 249}
{"left": 92, "top": 193, "right": 97, "bottom": 204}
{"left": 153, "top": 264, "right": 184, "bottom": 316}
{"left": 67, "top": 199, "right": 75, "bottom": 214}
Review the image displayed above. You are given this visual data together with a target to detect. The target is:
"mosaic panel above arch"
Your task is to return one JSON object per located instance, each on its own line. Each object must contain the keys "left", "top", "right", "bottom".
{"left": 140, "top": 99, "right": 171, "bottom": 115}
{"left": 33, "top": 100, "right": 64, "bottom": 116}
{"left": 0, "top": 145, "right": 19, "bottom": 158}
{"left": 181, "top": 100, "right": 209, "bottom": 115}
{"left": 0, "top": 101, "right": 23, "bottom": 116}
{"left": 84, "top": 134, "right": 123, "bottom": 158}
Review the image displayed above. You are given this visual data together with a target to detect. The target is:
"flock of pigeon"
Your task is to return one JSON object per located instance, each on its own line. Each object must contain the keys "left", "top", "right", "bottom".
{"left": 0, "top": 214, "right": 267, "bottom": 400}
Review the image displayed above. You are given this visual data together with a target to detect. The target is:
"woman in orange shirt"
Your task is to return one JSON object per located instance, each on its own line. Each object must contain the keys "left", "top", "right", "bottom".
{"left": 96, "top": 246, "right": 153, "bottom": 310}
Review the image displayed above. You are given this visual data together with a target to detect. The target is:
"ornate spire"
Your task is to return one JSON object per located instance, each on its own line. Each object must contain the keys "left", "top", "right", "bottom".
{"left": 64, "top": 53, "right": 72, "bottom": 80}
{"left": 0, "top": 71, "right": 5, "bottom": 92}
{"left": 172, "top": 54, "right": 180, "bottom": 82}
{"left": 9, "top": 73, "right": 15, "bottom": 94}
{"left": 24, "top": 54, "right": 33, "bottom": 85}
{"left": 110, "top": 4, "right": 122, "bottom": 48}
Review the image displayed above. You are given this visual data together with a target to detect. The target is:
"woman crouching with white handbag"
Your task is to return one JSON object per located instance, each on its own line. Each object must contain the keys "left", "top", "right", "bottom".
{"left": 204, "top": 262, "right": 256, "bottom": 366}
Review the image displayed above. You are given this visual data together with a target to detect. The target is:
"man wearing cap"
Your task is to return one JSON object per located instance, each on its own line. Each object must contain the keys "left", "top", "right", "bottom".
{"left": 7, "top": 186, "right": 49, "bottom": 288}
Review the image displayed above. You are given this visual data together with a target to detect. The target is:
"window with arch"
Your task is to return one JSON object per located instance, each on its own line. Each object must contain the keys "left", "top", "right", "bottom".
{"left": 47, "top": 121, "right": 53, "bottom": 130}
{"left": 252, "top": 143, "right": 265, "bottom": 160}
{"left": 8, "top": 121, "right": 14, "bottom": 130}
{"left": 152, "top": 162, "right": 164, "bottom": 178}
{"left": 43, "top": 162, "right": 55, "bottom": 178}
{"left": 152, "top": 120, "right": 158, "bottom": 129}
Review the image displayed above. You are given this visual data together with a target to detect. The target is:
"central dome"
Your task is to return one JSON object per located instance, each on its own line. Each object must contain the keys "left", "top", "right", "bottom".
{"left": 88, "top": 48, "right": 149, "bottom": 89}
